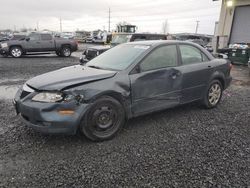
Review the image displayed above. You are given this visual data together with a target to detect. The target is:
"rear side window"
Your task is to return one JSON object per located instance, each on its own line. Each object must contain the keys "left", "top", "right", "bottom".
{"left": 179, "top": 45, "right": 203, "bottom": 65}
{"left": 132, "top": 35, "right": 147, "bottom": 41}
{"left": 41, "top": 34, "right": 52, "bottom": 41}
{"left": 148, "top": 35, "right": 166, "bottom": 40}
{"left": 140, "top": 45, "right": 178, "bottom": 72}
{"left": 29, "top": 33, "right": 40, "bottom": 41}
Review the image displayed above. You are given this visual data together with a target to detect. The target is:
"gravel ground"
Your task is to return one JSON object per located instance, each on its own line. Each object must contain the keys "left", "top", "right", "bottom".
{"left": 0, "top": 51, "right": 250, "bottom": 187}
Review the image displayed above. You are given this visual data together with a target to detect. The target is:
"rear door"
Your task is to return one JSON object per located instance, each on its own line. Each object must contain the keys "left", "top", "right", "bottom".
{"left": 40, "top": 34, "right": 54, "bottom": 51}
{"left": 129, "top": 44, "right": 183, "bottom": 116}
{"left": 177, "top": 44, "right": 214, "bottom": 103}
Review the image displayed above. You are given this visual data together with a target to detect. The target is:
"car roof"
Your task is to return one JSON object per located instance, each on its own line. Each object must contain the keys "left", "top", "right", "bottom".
{"left": 126, "top": 40, "right": 191, "bottom": 46}
{"left": 125, "top": 40, "right": 215, "bottom": 60}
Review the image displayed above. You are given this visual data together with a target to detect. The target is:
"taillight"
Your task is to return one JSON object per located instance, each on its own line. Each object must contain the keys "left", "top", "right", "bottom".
{"left": 75, "top": 40, "right": 78, "bottom": 46}
{"left": 229, "top": 63, "right": 233, "bottom": 71}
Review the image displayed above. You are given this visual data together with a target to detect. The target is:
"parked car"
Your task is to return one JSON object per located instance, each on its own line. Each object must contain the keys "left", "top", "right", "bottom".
{"left": 111, "top": 33, "right": 167, "bottom": 47}
{"left": 60, "top": 32, "right": 75, "bottom": 39}
{"left": 13, "top": 41, "right": 232, "bottom": 141}
{"left": 80, "top": 33, "right": 168, "bottom": 63}
{"left": 80, "top": 45, "right": 111, "bottom": 64}
{"left": 0, "top": 32, "right": 78, "bottom": 58}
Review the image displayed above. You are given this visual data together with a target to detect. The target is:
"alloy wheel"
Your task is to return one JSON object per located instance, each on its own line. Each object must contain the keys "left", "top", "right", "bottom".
{"left": 208, "top": 83, "right": 222, "bottom": 106}
{"left": 11, "top": 48, "right": 22, "bottom": 57}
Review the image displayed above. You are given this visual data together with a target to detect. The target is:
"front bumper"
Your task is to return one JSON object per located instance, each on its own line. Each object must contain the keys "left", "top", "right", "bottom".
{"left": 13, "top": 90, "right": 90, "bottom": 135}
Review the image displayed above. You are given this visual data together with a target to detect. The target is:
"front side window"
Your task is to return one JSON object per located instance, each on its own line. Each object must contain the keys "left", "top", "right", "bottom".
{"left": 140, "top": 45, "right": 178, "bottom": 72}
{"left": 28, "top": 33, "right": 40, "bottom": 41}
{"left": 179, "top": 45, "right": 203, "bottom": 65}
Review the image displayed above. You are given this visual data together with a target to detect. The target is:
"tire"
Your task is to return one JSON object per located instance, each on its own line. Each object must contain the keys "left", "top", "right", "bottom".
{"left": 60, "top": 46, "right": 71, "bottom": 57}
{"left": 202, "top": 80, "right": 223, "bottom": 109}
{"left": 80, "top": 96, "right": 125, "bottom": 141}
{"left": 10, "top": 46, "right": 23, "bottom": 58}
{"left": 1, "top": 53, "right": 8, "bottom": 57}
{"left": 56, "top": 51, "right": 61, "bottom": 57}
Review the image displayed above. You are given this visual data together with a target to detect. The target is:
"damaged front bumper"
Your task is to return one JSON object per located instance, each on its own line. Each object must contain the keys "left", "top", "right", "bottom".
{"left": 13, "top": 88, "right": 90, "bottom": 135}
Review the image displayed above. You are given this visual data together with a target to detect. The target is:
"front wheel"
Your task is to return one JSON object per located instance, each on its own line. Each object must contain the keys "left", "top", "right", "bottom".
{"left": 10, "top": 46, "right": 23, "bottom": 58}
{"left": 60, "top": 46, "right": 71, "bottom": 57}
{"left": 202, "top": 80, "right": 223, "bottom": 109}
{"left": 56, "top": 51, "right": 61, "bottom": 57}
{"left": 80, "top": 96, "right": 125, "bottom": 141}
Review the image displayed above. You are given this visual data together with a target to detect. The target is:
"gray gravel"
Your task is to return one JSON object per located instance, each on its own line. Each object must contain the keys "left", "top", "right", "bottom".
{"left": 0, "top": 53, "right": 250, "bottom": 187}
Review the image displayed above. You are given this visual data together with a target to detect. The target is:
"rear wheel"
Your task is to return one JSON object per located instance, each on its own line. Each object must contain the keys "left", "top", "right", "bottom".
{"left": 80, "top": 96, "right": 125, "bottom": 141}
{"left": 10, "top": 46, "right": 23, "bottom": 58}
{"left": 60, "top": 46, "right": 71, "bottom": 57}
{"left": 202, "top": 80, "right": 223, "bottom": 109}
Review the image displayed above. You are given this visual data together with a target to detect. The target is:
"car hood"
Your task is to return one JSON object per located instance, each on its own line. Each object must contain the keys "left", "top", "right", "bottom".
{"left": 27, "top": 65, "right": 117, "bottom": 91}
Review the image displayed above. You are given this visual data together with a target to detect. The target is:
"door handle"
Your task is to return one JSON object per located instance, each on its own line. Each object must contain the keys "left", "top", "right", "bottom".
{"left": 208, "top": 65, "right": 212, "bottom": 68}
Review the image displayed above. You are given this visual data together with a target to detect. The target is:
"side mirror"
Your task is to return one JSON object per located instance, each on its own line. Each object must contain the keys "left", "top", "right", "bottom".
{"left": 130, "top": 65, "right": 141, "bottom": 74}
{"left": 25, "top": 37, "right": 30, "bottom": 41}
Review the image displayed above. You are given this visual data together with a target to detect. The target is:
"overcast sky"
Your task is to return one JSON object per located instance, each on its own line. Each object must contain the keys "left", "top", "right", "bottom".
{"left": 0, "top": 0, "right": 222, "bottom": 34}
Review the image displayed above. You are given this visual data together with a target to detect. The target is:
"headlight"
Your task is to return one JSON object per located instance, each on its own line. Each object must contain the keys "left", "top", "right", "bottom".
{"left": 32, "top": 92, "right": 63, "bottom": 102}
{"left": 1, "top": 43, "right": 8, "bottom": 48}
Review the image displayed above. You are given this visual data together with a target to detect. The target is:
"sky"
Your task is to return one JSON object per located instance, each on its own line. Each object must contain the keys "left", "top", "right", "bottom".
{"left": 0, "top": 0, "right": 222, "bottom": 34}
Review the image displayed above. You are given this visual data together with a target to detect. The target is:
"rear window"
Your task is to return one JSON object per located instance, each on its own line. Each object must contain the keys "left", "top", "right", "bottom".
{"left": 41, "top": 34, "right": 52, "bottom": 41}
{"left": 147, "top": 35, "right": 166, "bottom": 40}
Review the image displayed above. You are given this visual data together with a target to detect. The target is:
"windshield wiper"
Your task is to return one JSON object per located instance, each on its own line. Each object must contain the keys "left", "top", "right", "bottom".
{"left": 88, "top": 65, "right": 102, "bottom": 69}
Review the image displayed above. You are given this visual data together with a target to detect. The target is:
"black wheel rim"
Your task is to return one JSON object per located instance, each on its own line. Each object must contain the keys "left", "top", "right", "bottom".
{"left": 89, "top": 104, "right": 120, "bottom": 137}
{"left": 63, "top": 48, "right": 71, "bottom": 56}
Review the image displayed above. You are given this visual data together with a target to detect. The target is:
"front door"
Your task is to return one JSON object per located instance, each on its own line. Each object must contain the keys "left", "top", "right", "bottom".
{"left": 129, "top": 45, "right": 182, "bottom": 116}
{"left": 25, "top": 33, "right": 42, "bottom": 52}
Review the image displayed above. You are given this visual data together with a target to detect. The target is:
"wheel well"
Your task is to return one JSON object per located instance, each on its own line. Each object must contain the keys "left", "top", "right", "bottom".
{"left": 61, "top": 44, "right": 71, "bottom": 50}
{"left": 10, "top": 45, "right": 23, "bottom": 51}
{"left": 214, "top": 77, "right": 225, "bottom": 89}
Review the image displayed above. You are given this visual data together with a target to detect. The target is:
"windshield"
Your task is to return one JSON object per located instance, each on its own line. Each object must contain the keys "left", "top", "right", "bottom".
{"left": 111, "top": 34, "right": 132, "bottom": 44}
{"left": 87, "top": 44, "right": 150, "bottom": 71}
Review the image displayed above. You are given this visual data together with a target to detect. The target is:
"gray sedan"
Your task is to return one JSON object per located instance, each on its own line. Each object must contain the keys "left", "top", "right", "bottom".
{"left": 13, "top": 41, "right": 232, "bottom": 141}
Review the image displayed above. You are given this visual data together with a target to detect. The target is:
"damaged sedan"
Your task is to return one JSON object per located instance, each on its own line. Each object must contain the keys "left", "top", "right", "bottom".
{"left": 13, "top": 41, "right": 232, "bottom": 141}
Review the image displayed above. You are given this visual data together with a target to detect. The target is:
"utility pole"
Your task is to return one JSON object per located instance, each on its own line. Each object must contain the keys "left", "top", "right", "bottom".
{"left": 60, "top": 17, "right": 62, "bottom": 32}
{"left": 195, "top": 21, "right": 200, "bottom": 34}
{"left": 36, "top": 21, "right": 39, "bottom": 31}
{"left": 108, "top": 8, "right": 111, "bottom": 32}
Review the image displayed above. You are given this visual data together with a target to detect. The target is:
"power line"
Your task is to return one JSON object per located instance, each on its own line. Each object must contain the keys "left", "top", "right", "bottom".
{"left": 59, "top": 17, "right": 62, "bottom": 32}
{"left": 108, "top": 8, "right": 111, "bottom": 32}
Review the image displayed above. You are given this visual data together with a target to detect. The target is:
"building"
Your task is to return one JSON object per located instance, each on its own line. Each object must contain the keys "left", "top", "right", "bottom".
{"left": 215, "top": 0, "right": 250, "bottom": 49}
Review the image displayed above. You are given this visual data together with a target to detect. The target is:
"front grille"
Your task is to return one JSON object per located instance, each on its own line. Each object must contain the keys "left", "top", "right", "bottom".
{"left": 20, "top": 90, "right": 31, "bottom": 99}
{"left": 86, "top": 50, "right": 97, "bottom": 60}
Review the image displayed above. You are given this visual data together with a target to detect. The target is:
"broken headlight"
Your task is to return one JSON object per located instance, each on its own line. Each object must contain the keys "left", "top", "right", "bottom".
{"left": 32, "top": 92, "right": 64, "bottom": 103}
